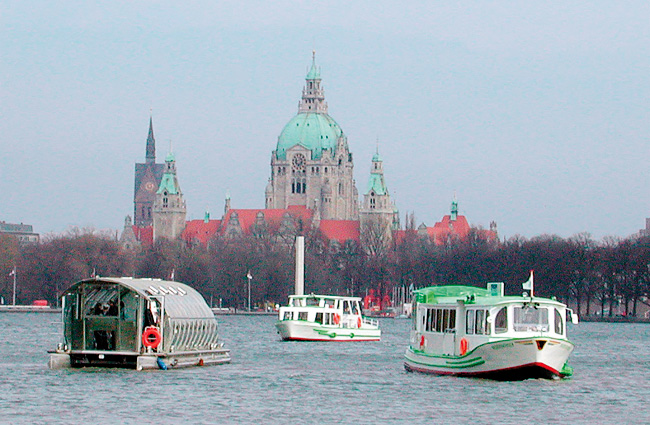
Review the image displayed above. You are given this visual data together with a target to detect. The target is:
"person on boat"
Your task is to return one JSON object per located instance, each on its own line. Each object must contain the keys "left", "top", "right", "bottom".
{"left": 108, "top": 300, "right": 118, "bottom": 316}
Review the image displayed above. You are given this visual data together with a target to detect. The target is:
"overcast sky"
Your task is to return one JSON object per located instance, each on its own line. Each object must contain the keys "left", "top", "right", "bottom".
{"left": 2, "top": 2, "right": 649, "bottom": 240}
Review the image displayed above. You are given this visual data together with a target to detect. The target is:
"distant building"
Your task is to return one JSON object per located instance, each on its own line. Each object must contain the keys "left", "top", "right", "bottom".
{"left": 0, "top": 221, "right": 39, "bottom": 244}
{"left": 359, "top": 149, "right": 399, "bottom": 254}
{"left": 152, "top": 151, "right": 187, "bottom": 241}
{"left": 413, "top": 198, "right": 498, "bottom": 245}
{"left": 124, "top": 54, "right": 497, "bottom": 250}
{"left": 133, "top": 118, "right": 164, "bottom": 227}
{"left": 265, "top": 52, "right": 359, "bottom": 220}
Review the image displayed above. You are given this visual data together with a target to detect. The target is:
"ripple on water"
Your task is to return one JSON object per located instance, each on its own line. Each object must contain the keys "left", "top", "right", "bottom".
{"left": 1, "top": 314, "right": 650, "bottom": 423}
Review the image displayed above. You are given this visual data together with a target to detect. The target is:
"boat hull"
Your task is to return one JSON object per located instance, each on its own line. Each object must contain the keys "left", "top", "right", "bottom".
{"left": 48, "top": 348, "right": 231, "bottom": 370}
{"left": 404, "top": 337, "right": 573, "bottom": 380}
{"left": 275, "top": 320, "right": 380, "bottom": 341}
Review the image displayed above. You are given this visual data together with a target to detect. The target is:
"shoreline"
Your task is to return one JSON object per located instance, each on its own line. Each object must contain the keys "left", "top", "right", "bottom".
{"left": 0, "top": 306, "right": 647, "bottom": 322}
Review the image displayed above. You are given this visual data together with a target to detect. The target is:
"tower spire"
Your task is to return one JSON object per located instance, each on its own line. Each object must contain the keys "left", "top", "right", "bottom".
{"left": 146, "top": 116, "right": 156, "bottom": 163}
{"left": 300, "top": 51, "right": 327, "bottom": 114}
{"left": 451, "top": 192, "right": 458, "bottom": 221}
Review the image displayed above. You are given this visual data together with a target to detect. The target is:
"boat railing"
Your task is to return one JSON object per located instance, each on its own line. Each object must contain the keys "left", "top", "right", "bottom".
{"left": 362, "top": 317, "right": 379, "bottom": 327}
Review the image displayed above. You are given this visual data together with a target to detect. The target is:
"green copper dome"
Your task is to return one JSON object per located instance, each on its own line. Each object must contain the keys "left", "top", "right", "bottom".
{"left": 276, "top": 112, "right": 343, "bottom": 160}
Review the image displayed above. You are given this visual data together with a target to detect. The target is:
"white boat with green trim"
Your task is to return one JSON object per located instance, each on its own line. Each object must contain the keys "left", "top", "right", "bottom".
{"left": 275, "top": 236, "right": 381, "bottom": 342}
{"left": 404, "top": 277, "right": 576, "bottom": 380}
{"left": 276, "top": 294, "right": 380, "bottom": 341}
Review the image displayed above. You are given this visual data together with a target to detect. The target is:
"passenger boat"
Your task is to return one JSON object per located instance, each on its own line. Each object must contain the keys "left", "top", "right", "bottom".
{"left": 404, "top": 276, "right": 577, "bottom": 380}
{"left": 49, "top": 277, "right": 230, "bottom": 370}
{"left": 276, "top": 294, "right": 380, "bottom": 341}
{"left": 275, "top": 236, "right": 381, "bottom": 341}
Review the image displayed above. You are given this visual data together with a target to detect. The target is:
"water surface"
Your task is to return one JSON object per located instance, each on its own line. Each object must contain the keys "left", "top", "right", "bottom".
{"left": 0, "top": 314, "right": 648, "bottom": 424}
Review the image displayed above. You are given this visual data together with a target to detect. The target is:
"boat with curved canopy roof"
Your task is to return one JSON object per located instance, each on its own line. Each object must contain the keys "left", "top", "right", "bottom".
{"left": 49, "top": 277, "right": 230, "bottom": 370}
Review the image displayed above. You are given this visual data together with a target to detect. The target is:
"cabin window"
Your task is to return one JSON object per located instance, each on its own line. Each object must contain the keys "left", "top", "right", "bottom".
{"left": 448, "top": 310, "right": 456, "bottom": 332}
{"left": 495, "top": 307, "right": 508, "bottom": 334}
{"left": 554, "top": 308, "right": 563, "bottom": 335}
{"left": 315, "top": 312, "right": 323, "bottom": 324}
{"left": 513, "top": 306, "right": 549, "bottom": 332}
{"left": 352, "top": 302, "right": 360, "bottom": 315}
{"left": 298, "top": 312, "right": 308, "bottom": 321}
{"left": 466, "top": 310, "right": 475, "bottom": 334}
{"left": 475, "top": 310, "right": 485, "bottom": 335}
{"left": 283, "top": 311, "right": 292, "bottom": 320}
{"left": 435, "top": 309, "right": 443, "bottom": 332}
{"left": 442, "top": 309, "right": 449, "bottom": 332}
{"left": 426, "top": 309, "right": 432, "bottom": 331}
{"left": 306, "top": 297, "right": 319, "bottom": 306}
{"left": 84, "top": 286, "right": 119, "bottom": 316}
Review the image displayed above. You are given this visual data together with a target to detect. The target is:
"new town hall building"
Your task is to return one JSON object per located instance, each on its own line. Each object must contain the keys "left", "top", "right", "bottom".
{"left": 121, "top": 55, "right": 495, "bottom": 250}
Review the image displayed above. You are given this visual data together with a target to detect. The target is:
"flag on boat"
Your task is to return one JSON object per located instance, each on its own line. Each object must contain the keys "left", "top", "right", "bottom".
{"left": 9, "top": 267, "right": 15, "bottom": 276}
{"left": 522, "top": 270, "right": 534, "bottom": 295}
{"left": 247, "top": 270, "right": 252, "bottom": 280}
{"left": 170, "top": 268, "right": 175, "bottom": 280}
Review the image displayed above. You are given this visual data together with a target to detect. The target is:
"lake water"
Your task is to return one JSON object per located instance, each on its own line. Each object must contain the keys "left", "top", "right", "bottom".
{"left": 0, "top": 313, "right": 649, "bottom": 424}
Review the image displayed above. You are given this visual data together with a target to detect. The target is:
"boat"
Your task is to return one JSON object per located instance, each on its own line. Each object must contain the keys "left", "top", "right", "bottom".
{"left": 275, "top": 236, "right": 381, "bottom": 341}
{"left": 49, "top": 277, "right": 230, "bottom": 370}
{"left": 404, "top": 274, "right": 577, "bottom": 380}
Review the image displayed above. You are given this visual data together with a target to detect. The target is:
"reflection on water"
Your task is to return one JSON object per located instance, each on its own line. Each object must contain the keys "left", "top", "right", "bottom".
{"left": 1, "top": 313, "right": 649, "bottom": 424}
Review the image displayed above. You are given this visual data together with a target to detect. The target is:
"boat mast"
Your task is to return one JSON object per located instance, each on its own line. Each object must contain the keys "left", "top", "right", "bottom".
{"left": 295, "top": 236, "right": 305, "bottom": 296}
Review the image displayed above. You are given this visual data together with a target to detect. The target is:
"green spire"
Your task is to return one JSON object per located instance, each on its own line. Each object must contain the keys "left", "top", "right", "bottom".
{"left": 157, "top": 151, "right": 180, "bottom": 195}
{"left": 372, "top": 140, "right": 382, "bottom": 162}
{"left": 306, "top": 50, "right": 321, "bottom": 80}
{"left": 451, "top": 194, "right": 458, "bottom": 221}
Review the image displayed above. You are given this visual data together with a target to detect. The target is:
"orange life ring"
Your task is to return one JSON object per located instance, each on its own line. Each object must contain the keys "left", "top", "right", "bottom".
{"left": 357, "top": 317, "right": 362, "bottom": 328}
{"left": 333, "top": 314, "right": 340, "bottom": 325}
{"left": 419, "top": 335, "right": 425, "bottom": 349}
{"left": 460, "top": 337, "right": 469, "bottom": 355}
{"left": 142, "top": 326, "right": 162, "bottom": 349}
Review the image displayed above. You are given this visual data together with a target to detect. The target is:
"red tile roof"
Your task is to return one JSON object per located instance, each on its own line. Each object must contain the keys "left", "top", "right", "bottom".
{"left": 319, "top": 220, "right": 360, "bottom": 243}
{"left": 222, "top": 205, "right": 314, "bottom": 235}
{"left": 182, "top": 219, "right": 222, "bottom": 245}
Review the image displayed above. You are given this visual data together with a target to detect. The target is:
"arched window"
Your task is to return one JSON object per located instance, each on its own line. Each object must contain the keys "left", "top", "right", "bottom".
{"left": 338, "top": 183, "right": 344, "bottom": 195}
{"left": 370, "top": 194, "right": 376, "bottom": 209}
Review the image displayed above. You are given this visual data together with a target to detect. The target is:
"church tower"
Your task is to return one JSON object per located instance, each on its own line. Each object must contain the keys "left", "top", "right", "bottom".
{"left": 153, "top": 151, "right": 187, "bottom": 241}
{"left": 266, "top": 53, "right": 359, "bottom": 220}
{"left": 134, "top": 117, "right": 164, "bottom": 227}
{"left": 359, "top": 150, "right": 399, "bottom": 254}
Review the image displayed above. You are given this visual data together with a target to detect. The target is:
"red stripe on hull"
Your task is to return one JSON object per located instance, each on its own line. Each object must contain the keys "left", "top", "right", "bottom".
{"left": 404, "top": 361, "right": 562, "bottom": 381}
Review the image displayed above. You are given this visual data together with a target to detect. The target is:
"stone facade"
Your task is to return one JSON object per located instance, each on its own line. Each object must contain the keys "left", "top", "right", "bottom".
{"left": 265, "top": 53, "right": 359, "bottom": 220}
{"left": 359, "top": 152, "right": 399, "bottom": 254}
{"left": 152, "top": 152, "right": 187, "bottom": 241}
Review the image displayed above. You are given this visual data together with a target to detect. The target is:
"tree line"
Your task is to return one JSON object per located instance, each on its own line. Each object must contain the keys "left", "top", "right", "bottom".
{"left": 2, "top": 225, "right": 649, "bottom": 317}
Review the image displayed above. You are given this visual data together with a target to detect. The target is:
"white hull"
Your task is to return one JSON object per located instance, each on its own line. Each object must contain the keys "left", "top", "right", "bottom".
{"left": 404, "top": 337, "right": 573, "bottom": 380}
{"left": 276, "top": 321, "right": 380, "bottom": 341}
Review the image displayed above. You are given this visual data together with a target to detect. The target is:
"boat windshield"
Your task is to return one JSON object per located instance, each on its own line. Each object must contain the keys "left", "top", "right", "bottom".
{"left": 513, "top": 306, "right": 549, "bottom": 332}
{"left": 305, "top": 297, "right": 320, "bottom": 306}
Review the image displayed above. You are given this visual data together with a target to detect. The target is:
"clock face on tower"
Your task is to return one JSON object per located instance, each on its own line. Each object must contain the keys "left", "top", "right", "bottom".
{"left": 145, "top": 182, "right": 155, "bottom": 192}
{"left": 292, "top": 154, "right": 306, "bottom": 171}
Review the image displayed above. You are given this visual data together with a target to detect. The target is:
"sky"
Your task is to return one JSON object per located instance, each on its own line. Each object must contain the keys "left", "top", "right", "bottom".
{"left": 2, "top": 1, "right": 650, "bottom": 240}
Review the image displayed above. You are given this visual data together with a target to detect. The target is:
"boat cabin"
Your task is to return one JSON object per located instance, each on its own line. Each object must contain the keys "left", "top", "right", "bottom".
{"left": 413, "top": 283, "right": 575, "bottom": 356}
{"left": 281, "top": 295, "right": 364, "bottom": 327}
{"left": 50, "top": 277, "right": 229, "bottom": 369}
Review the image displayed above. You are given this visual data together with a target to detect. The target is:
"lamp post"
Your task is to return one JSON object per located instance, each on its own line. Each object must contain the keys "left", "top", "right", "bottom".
{"left": 10, "top": 266, "right": 16, "bottom": 306}
{"left": 246, "top": 270, "right": 252, "bottom": 312}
